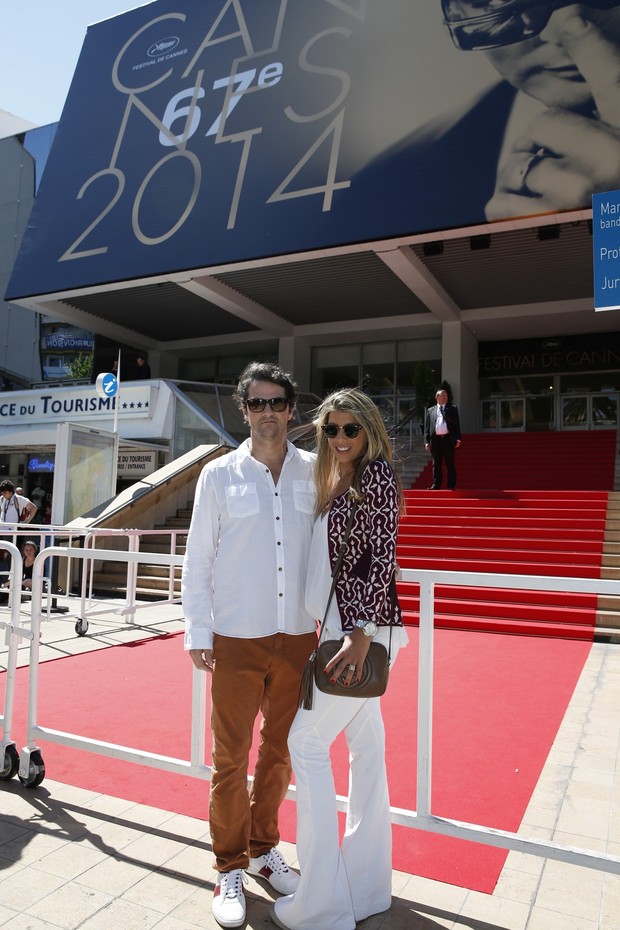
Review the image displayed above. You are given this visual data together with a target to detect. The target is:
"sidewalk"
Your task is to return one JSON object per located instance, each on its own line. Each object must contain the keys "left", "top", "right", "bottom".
{"left": 1, "top": 599, "right": 619, "bottom": 929}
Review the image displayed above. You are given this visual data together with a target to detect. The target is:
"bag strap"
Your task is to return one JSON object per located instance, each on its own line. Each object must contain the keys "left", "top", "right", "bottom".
{"left": 317, "top": 499, "right": 398, "bottom": 664}
{"left": 298, "top": 499, "right": 358, "bottom": 710}
{"left": 316, "top": 499, "right": 358, "bottom": 647}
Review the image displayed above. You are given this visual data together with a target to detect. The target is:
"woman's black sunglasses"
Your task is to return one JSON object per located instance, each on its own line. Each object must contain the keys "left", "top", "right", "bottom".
{"left": 321, "top": 423, "right": 364, "bottom": 439}
{"left": 246, "top": 396, "right": 289, "bottom": 412}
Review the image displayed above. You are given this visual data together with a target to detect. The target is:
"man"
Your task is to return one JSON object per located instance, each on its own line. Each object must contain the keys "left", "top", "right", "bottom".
{"left": 443, "top": 1, "right": 620, "bottom": 220}
{"left": 425, "top": 389, "right": 462, "bottom": 490}
{"left": 0, "top": 480, "right": 37, "bottom": 525}
{"left": 359, "top": 3, "right": 620, "bottom": 230}
{"left": 135, "top": 354, "right": 151, "bottom": 378}
{"left": 182, "top": 361, "right": 317, "bottom": 929}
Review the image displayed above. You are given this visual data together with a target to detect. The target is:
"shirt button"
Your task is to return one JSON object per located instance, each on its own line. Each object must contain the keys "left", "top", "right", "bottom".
{"left": 279, "top": 593, "right": 283, "bottom": 597}
{"left": 276, "top": 516, "right": 280, "bottom": 521}
{"left": 278, "top": 567, "right": 282, "bottom": 571}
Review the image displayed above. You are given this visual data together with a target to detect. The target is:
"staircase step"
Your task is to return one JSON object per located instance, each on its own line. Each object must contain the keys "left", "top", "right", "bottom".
{"left": 398, "top": 525, "right": 605, "bottom": 542}
{"left": 139, "top": 542, "right": 186, "bottom": 555}
{"left": 401, "top": 610, "right": 595, "bottom": 640}
{"left": 397, "top": 583, "right": 598, "bottom": 609}
{"left": 397, "top": 554, "right": 600, "bottom": 578}
{"left": 397, "top": 544, "right": 601, "bottom": 566}
{"left": 91, "top": 581, "right": 181, "bottom": 600}
{"left": 398, "top": 594, "right": 595, "bottom": 626}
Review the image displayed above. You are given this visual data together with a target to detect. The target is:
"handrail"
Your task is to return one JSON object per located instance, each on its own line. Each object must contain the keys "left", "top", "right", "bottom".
{"left": 0, "top": 542, "right": 26, "bottom": 772}
{"left": 17, "top": 550, "right": 620, "bottom": 876}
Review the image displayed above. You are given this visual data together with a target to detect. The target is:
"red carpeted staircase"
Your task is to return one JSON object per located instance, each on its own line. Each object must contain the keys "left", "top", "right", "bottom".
{"left": 411, "top": 429, "right": 616, "bottom": 491}
{"left": 397, "top": 489, "right": 609, "bottom": 639}
{"left": 398, "top": 427, "right": 619, "bottom": 638}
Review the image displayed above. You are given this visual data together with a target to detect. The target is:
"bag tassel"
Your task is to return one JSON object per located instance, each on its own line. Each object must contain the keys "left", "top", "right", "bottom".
{"left": 298, "top": 648, "right": 318, "bottom": 710}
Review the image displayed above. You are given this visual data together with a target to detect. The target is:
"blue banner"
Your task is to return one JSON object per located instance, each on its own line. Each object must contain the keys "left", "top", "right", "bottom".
{"left": 593, "top": 190, "right": 620, "bottom": 312}
{"left": 8, "top": 2, "right": 620, "bottom": 300}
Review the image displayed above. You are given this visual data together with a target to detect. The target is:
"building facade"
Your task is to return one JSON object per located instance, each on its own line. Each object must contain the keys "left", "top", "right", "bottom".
{"left": 3, "top": 1, "right": 620, "bottom": 441}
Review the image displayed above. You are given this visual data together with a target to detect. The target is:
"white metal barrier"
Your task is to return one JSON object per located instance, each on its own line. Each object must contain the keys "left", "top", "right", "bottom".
{"left": 0, "top": 524, "right": 185, "bottom": 637}
{"left": 76, "top": 527, "right": 185, "bottom": 634}
{"left": 0, "top": 541, "right": 27, "bottom": 781}
{"left": 14, "top": 551, "right": 620, "bottom": 877}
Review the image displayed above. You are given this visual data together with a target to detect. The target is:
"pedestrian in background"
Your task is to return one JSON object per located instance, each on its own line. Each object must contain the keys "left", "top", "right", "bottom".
{"left": 424, "top": 389, "right": 461, "bottom": 490}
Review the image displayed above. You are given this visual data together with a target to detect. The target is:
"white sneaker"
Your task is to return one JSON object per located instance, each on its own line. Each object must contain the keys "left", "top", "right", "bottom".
{"left": 247, "top": 847, "right": 300, "bottom": 895}
{"left": 212, "top": 869, "right": 246, "bottom": 928}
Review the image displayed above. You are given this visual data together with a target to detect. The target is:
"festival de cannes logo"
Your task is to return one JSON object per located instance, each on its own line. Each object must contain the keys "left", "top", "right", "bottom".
{"left": 147, "top": 36, "right": 180, "bottom": 58}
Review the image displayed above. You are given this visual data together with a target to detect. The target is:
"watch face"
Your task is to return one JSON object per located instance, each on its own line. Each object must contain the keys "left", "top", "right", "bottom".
{"left": 364, "top": 621, "right": 378, "bottom": 636}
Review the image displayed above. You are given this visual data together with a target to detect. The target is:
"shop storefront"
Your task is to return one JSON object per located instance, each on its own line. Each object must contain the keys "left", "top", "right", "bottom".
{"left": 479, "top": 334, "right": 620, "bottom": 432}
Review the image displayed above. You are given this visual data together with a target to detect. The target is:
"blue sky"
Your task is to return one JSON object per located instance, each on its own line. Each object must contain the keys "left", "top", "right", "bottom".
{"left": 1, "top": 1, "right": 149, "bottom": 126}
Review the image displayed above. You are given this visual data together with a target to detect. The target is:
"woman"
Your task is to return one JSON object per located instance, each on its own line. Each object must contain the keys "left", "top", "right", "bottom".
{"left": 272, "top": 389, "right": 408, "bottom": 930}
{"left": 20, "top": 540, "right": 39, "bottom": 590}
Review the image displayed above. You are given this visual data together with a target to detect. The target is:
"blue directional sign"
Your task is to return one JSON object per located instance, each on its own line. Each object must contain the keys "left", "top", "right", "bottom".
{"left": 593, "top": 190, "right": 620, "bottom": 312}
{"left": 95, "top": 372, "right": 119, "bottom": 399}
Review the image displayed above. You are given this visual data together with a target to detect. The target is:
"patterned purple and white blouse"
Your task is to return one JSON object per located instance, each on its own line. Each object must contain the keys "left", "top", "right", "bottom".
{"left": 327, "top": 459, "right": 403, "bottom": 631}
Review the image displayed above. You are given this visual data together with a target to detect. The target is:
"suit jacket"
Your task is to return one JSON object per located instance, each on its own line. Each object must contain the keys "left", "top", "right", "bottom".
{"left": 425, "top": 403, "right": 461, "bottom": 446}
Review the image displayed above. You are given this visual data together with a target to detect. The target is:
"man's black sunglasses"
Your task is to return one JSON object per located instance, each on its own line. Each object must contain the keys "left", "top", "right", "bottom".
{"left": 321, "top": 423, "right": 364, "bottom": 439}
{"left": 442, "top": 0, "right": 620, "bottom": 51}
{"left": 246, "top": 396, "right": 289, "bottom": 412}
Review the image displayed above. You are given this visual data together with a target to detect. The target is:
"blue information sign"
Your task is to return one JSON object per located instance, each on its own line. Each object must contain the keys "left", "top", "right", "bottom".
{"left": 95, "top": 372, "right": 119, "bottom": 398}
{"left": 593, "top": 190, "right": 620, "bottom": 312}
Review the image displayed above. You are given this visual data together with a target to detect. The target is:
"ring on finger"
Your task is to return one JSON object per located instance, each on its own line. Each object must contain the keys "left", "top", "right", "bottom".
{"left": 516, "top": 147, "right": 546, "bottom": 191}
{"left": 346, "top": 664, "right": 357, "bottom": 671}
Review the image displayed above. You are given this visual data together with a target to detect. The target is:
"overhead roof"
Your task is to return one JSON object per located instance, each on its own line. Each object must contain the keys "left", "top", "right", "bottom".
{"left": 17, "top": 209, "right": 614, "bottom": 359}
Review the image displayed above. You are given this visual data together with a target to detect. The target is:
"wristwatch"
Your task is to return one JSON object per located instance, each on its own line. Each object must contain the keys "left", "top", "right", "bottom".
{"left": 354, "top": 619, "right": 378, "bottom": 637}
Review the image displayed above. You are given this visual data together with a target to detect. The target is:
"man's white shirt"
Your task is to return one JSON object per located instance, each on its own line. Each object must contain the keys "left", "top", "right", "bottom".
{"left": 435, "top": 405, "right": 449, "bottom": 435}
{"left": 0, "top": 493, "right": 32, "bottom": 524}
{"left": 182, "top": 439, "right": 316, "bottom": 651}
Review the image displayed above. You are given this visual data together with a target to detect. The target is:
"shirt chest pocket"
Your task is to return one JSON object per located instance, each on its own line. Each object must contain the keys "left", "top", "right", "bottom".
{"left": 225, "top": 482, "right": 259, "bottom": 518}
{"left": 292, "top": 480, "right": 315, "bottom": 514}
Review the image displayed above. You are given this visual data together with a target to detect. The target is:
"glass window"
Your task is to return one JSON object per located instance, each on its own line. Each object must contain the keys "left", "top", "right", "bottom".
{"left": 482, "top": 400, "right": 497, "bottom": 430}
{"left": 397, "top": 339, "right": 441, "bottom": 396}
{"left": 479, "top": 375, "right": 553, "bottom": 398}
{"left": 592, "top": 394, "right": 618, "bottom": 427}
{"left": 500, "top": 399, "right": 524, "bottom": 430}
{"left": 362, "top": 343, "right": 395, "bottom": 397}
{"left": 311, "top": 345, "right": 360, "bottom": 396}
{"left": 562, "top": 396, "right": 588, "bottom": 427}
{"left": 560, "top": 372, "right": 620, "bottom": 393}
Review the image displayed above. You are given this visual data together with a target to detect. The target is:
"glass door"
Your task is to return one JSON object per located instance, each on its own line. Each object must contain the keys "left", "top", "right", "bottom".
{"left": 500, "top": 398, "right": 525, "bottom": 431}
{"left": 562, "top": 393, "right": 618, "bottom": 428}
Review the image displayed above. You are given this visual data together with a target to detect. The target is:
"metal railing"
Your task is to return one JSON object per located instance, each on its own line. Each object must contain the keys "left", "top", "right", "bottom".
{"left": 0, "top": 541, "right": 27, "bottom": 780}
{"left": 76, "top": 527, "right": 185, "bottom": 633}
{"left": 12, "top": 549, "right": 620, "bottom": 877}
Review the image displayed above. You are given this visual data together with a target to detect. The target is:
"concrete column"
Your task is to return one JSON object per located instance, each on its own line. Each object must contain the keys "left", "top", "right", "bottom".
{"left": 278, "top": 336, "right": 311, "bottom": 393}
{"left": 441, "top": 321, "right": 478, "bottom": 433}
{"left": 148, "top": 350, "right": 179, "bottom": 380}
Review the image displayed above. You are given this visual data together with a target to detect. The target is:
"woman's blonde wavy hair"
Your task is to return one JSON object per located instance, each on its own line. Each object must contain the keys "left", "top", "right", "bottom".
{"left": 313, "top": 388, "right": 404, "bottom": 518}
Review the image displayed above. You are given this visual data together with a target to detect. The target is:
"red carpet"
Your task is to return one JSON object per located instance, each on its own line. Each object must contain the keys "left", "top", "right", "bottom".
{"left": 411, "top": 430, "right": 616, "bottom": 491}
{"left": 397, "top": 489, "right": 609, "bottom": 638}
{"left": 0, "top": 630, "right": 590, "bottom": 892}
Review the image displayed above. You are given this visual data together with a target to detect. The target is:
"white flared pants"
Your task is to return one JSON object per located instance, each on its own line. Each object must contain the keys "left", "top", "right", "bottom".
{"left": 274, "top": 688, "right": 393, "bottom": 930}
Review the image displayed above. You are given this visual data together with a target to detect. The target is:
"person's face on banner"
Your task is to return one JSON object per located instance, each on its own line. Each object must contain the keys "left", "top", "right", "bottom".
{"left": 486, "top": 4, "right": 620, "bottom": 111}
{"left": 444, "top": 2, "right": 620, "bottom": 112}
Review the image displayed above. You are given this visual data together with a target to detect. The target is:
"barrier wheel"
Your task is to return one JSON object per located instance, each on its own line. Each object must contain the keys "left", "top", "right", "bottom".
{"left": 75, "top": 618, "right": 89, "bottom": 636}
{"left": 0, "top": 745, "right": 19, "bottom": 780}
{"left": 18, "top": 750, "right": 45, "bottom": 789}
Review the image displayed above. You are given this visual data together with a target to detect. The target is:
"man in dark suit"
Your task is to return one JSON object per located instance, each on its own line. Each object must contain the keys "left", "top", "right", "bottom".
{"left": 425, "top": 389, "right": 461, "bottom": 490}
